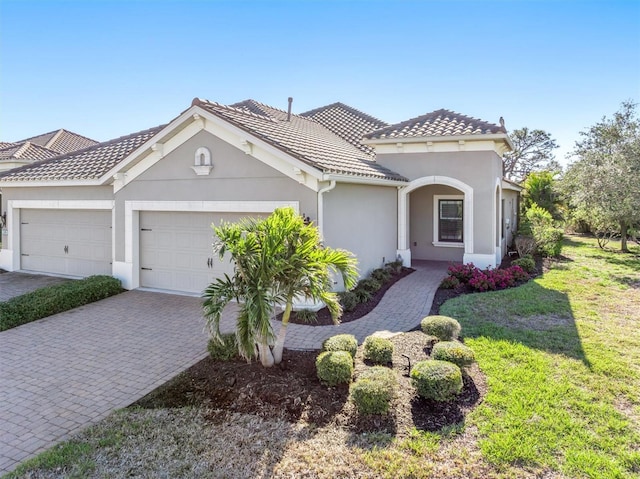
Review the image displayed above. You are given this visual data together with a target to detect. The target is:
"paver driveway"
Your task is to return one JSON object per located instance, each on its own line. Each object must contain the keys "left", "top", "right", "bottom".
{"left": 0, "top": 260, "right": 448, "bottom": 475}
{"left": 0, "top": 272, "right": 70, "bottom": 302}
{"left": 0, "top": 290, "right": 239, "bottom": 475}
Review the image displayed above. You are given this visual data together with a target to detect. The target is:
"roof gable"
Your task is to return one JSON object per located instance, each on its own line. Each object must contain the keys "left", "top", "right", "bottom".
{"left": 19, "top": 129, "right": 98, "bottom": 154}
{"left": 364, "top": 108, "right": 507, "bottom": 140}
{"left": 301, "top": 102, "right": 387, "bottom": 155}
{"left": 194, "top": 98, "right": 406, "bottom": 181}
{"left": 0, "top": 142, "right": 58, "bottom": 162}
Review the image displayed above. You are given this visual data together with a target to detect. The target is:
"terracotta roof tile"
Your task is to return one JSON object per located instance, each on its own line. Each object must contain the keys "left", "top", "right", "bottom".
{"left": 364, "top": 108, "right": 506, "bottom": 140}
{"left": 301, "top": 102, "right": 387, "bottom": 155}
{"left": 20, "top": 129, "right": 98, "bottom": 154}
{"left": 0, "top": 142, "right": 59, "bottom": 162}
{"left": 0, "top": 126, "right": 164, "bottom": 182}
{"left": 195, "top": 99, "right": 407, "bottom": 181}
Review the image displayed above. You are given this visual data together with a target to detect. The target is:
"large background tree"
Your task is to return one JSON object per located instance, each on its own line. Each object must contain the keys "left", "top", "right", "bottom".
{"left": 503, "top": 127, "right": 560, "bottom": 182}
{"left": 562, "top": 100, "right": 640, "bottom": 252}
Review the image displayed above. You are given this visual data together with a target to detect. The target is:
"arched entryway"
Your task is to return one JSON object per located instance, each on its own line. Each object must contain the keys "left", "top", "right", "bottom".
{"left": 397, "top": 176, "right": 474, "bottom": 266}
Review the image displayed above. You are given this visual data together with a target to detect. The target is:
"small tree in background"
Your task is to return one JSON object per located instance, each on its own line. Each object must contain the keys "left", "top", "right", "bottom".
{"left": 521, "top": 171, "right": 563, "bottom": 221}
{"left": 202, "top": 207, "right": 358, "bottom": 367}
{"left": 562, "top": 100, "right": 640, "bottom": 251}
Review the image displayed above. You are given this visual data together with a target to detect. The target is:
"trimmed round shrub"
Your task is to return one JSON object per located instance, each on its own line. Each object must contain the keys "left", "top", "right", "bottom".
{"left": 431, "top": 341, "right": 475, "bottom": 368}
{"left": 322, "top": 334, "right": 358, "bottom": 358}
{"left": 363, "top": 336, "right": 394, "bottom": 365}
{"left": 316, "top": 351, "right": 354, "bottom": 386}
{"left": 512, "top": 254, "right": 536, "bottom": 273}
{"left": 410, "top": 360, "right": 463, "bottom": 401}
{"left": 420, "top": 315, "right": 461, "bottom": 341}
{"left": 350, "top": 366, "right": 397, "bottom": 414}
{"left": 338, "top": 291, "right": 358, "bottom": 312}
{"left": 207, "top": 334, "right": 239, "bottom": 361}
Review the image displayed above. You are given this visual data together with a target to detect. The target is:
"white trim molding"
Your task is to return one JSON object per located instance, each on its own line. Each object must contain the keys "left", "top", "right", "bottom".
{"left": 0, "top": 200, "right": 114, "bottom": 272}
{"left": 432, "top": 194, "right": 464, "bottom": 246}
{"left": 398, "top": 175, "right": 474, "bottom": 257}
{"left": 118, "top": 200, "right": 298, "bottom": 290}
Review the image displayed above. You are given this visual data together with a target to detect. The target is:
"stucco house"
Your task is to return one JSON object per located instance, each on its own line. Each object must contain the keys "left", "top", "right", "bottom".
{"left": 0, "top": 98, "right": 521, "bottom": 295}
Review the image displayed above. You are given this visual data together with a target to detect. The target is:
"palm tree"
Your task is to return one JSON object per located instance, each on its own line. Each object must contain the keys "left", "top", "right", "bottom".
{"left": 202, "top": 207, "right": 358, "bottom": 367}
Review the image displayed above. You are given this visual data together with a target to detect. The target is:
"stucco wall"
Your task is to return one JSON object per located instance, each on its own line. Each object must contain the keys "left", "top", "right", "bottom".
{"left": 322, "top": 183, "right": 397, "bottom": 281}
{"left": 502, "top": 189, "right": 520, "bottom": 248}
{"left": 378, "top": 150, "right": 503, "bottom": 256}
{"left": 113, "top": 130, "right": 317, "bottom": 261}
{"left": 409, "top": 184, "right": 464, "bottom": 262}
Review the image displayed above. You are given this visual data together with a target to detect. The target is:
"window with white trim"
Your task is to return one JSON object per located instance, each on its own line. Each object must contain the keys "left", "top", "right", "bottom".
{"left": 433, "top": 195, "right": 464, "bottom": 245}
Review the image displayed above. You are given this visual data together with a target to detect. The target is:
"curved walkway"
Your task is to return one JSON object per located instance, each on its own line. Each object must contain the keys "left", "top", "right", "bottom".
{"left": 281, "top": 260, "right": 449, "bottom": 349}
{"left": 0, "top": 261, "right": 447, "bottom": 475}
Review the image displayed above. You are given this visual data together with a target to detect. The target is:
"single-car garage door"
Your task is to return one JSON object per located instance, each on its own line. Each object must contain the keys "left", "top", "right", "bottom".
{"left": 20, "top": 209, "right": 112, "bottom": 277}
{"left": 139, "top": 211, "right": 264, "bottom": 294}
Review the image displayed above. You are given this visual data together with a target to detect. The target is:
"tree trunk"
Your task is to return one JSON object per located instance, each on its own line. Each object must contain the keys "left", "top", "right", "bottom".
{"left": 257, "top": 341, "right": 274, "bottom": 367}
{"left": 273, "top": 300, "right": 293, "bottom": 364}
{"left": 621, "top": 221, "right": 629, "bottom": 252}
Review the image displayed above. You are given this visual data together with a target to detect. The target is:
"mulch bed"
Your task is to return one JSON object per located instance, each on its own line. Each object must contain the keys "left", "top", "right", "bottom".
{"left": 276, "top": 267, "right": 415, "bottom": 326}
{"left": 133, "top": 255, "right": 550, "bottom": 435}
{"left": 133, "top": 331, "right": 485, "bottom": 436}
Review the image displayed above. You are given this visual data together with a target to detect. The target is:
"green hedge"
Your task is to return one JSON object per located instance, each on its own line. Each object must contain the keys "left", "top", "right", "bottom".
{"left": 0, "top": 275, "right": 123, "bottom": 332}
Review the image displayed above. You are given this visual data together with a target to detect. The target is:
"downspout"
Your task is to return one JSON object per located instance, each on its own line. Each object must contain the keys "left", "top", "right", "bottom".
{"left": 317, "top": 180, "right": 336, "bottom": 238}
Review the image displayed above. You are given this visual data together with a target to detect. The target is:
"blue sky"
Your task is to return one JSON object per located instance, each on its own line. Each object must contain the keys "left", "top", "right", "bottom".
{"left": 1, "top": 0, "right": 638, "bottom": 165}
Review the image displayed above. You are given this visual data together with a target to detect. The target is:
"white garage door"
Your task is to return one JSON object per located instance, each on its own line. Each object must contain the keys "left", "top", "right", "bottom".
{"left": 20, "top": 209, "right": 112, "bottom": 277}
{"left": 139, "top": 211, "right": 264, "bottom": 294}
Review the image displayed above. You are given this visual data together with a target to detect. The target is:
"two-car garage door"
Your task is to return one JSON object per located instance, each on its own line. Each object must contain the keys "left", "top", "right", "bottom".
{"left": 18, "top": 208, "right": 265, "bottom": 294}
{"left": 139, "top": 211, "right": 264, "bottom": 294}
{"left": 20, "top": 209, "right": 112, "bottom": 276}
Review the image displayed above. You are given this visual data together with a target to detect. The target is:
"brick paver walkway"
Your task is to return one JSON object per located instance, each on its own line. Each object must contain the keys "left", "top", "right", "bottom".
{"left": 0, "top": 261, "right": 447, "bottom": 475}
{"left": 0, "top": 272, "right": 70, "bottom": 302}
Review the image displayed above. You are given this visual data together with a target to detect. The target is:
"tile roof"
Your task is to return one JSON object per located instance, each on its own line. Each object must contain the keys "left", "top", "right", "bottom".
{"left": 0, "top": 142, "right": 16, "bottom": 149}
{"left": 20, "top": 129, "right": 98, "bottom": 154}
{"left": 364, "top": 108, "right": 507, "bottom": 140}
{"left": 195, "top": 98, "right": 407, "bottom": 181}
{"left": 0, "top": 126, "right": 164, "bottom": 182}
{"left": 0, "top": 142, "right": 59, "bottom": 162}
{"left": 300, "top": 102, "right": 388, "bottom": 155}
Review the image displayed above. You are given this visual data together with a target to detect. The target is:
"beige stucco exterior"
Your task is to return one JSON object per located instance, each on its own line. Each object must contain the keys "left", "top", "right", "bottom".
{"left": 0, "top": 106, "right": 519, "bottom": 292}
{"left": 322, "top": 182, "right": 397, "bottom": 277}
{"left": 112, "top": 130, "right": 317, "bottom": 262}
{"left": 375, "top": 148, "right": 507, "bottom": 268}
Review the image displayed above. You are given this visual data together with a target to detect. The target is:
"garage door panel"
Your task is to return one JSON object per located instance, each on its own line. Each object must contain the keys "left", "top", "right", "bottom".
{"left": 139, "top": 211, "right": 265, "bottom": 294}
{"left": 20, "top": 209, "right": 112, "bottom": 277}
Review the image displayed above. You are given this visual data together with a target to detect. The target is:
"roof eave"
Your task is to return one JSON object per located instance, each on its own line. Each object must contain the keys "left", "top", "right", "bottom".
{"left": 322, "top": 173, "right": 408, "bottom": 186}
{"left": 502, "top": 178, "right": 523, "bottom": 191}
{"left": 362, "top": 132, "right": 513, "bottom": 149}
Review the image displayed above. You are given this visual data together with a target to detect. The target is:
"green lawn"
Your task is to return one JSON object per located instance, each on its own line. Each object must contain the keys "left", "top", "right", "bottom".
{"left": 441, "top": 236, "right": 640, "bottom": 478}
{"left": 5, "top": 235, "right": 640, "bottom": 479}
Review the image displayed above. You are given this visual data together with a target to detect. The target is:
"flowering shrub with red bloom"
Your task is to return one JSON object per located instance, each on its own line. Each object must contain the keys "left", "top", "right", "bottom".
{"left": 446, "top": 263, "right": 530, "bottom": 292}
{"left": 447, "top": 263, "right": 480, "bottom": 282}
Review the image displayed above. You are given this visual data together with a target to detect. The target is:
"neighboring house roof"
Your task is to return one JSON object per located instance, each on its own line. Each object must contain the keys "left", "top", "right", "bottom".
{"left": 0, "top": 142, "right": 16, "bottom": 149}
{"left": 364, "top": 108, "right": 507, "bottom": 140}
{"left": 0, "top": 142, "right": 59, "bottom": 162}
{"left": 0, "top": 126, "right": 164, "bottom": 182}
{"left": 20, "top": 129, "right": 98, "bottom": 154}
{"left": 195, "top": 98, "right": 407, "bottom": 181}
{"left": 300, "top": 102, "right": 388, "bottom": 155}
